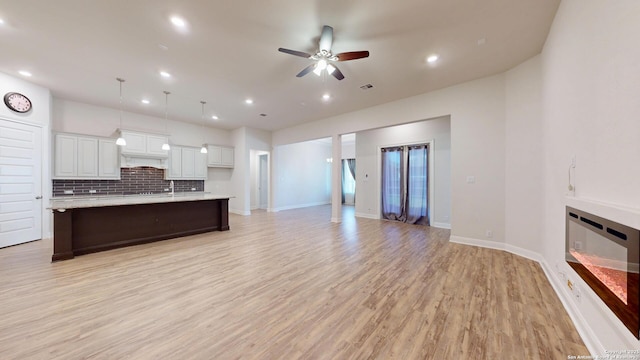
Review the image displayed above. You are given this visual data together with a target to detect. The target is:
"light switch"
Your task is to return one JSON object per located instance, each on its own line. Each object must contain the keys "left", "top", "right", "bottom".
{"left": 466, "top": 176, "right": 476, "bottom": 184}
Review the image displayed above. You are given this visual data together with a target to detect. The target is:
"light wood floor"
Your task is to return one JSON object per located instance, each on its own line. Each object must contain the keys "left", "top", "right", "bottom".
{"left": 0, "top": 205, "right": 588, "bottom": 359}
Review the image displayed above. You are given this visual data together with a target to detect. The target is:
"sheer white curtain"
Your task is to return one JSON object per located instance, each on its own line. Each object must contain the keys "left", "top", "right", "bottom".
{"left": 381, "top": 147, "right": 404, "bottom": 220}
{"left": 381, "top": 144, "right": 429, "bottom": 225}
{"left": 406, "top": 145, "right": 429, "bottom": 225}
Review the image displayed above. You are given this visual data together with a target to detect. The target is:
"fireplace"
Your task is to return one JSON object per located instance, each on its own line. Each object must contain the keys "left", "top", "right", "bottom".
{"left": 566, "top": 206, "right": 639, "bottom": 338}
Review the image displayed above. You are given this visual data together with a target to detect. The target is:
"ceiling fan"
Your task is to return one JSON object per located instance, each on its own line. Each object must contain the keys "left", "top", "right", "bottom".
{"left": 278, "top": 25, "right": 369, "bottom": 80}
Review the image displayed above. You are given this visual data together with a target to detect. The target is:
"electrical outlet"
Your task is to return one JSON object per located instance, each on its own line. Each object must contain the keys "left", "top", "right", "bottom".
{"left": 64, "top": 190, "right": 73, "bottom": 195}
{"left": 485, "top": 230, "right": 493, "bottom": 238}
{"left": 89, "top": 190, "right": 97, "bottom": 194}
{"left": 191, "top": 188, "right": 196, "bottom": 191}
{"left": 574, "top": 285, "right": 581, "bottom": 303}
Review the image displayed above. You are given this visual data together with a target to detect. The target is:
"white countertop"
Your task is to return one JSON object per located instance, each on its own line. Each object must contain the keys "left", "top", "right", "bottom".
{"left": 50, "top": 192, "right": 231, "bottom": 210}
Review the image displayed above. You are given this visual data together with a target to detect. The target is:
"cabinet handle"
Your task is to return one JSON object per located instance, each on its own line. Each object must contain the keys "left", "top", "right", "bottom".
{"left": 35, "top": 196, "right": 43, "bottom": 199}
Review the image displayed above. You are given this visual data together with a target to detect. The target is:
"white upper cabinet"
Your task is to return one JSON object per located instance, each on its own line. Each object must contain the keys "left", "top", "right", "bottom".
{"left": 53, "top": 133, "right": 120, "bottom": 180}
{"left": 195, "top": 151, "right": 208, "bottom": 178}
{"left": 119, "top": 130, "right": 169, "bottom": 158}
{"left": 166, "top": 145, "right": 207, "bottom": 180}
{"left": 98, "top": 139, "right": 120, "bottom": 179}
{"left": 207, "top": 145, "right": 234, "bottom": 168}
{"left": 77, "top": 137, "right": 98, "bottom": 177}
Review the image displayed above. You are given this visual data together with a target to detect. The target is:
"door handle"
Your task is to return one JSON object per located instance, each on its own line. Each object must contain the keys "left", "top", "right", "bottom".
{"left": 35, "top": 196, "right": 42, "bottom": 199}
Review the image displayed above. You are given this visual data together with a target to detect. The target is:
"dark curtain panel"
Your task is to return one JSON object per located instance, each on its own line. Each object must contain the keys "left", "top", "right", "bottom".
{"left": 405, "top": 145, "right": 429, "bottom": 225}
{"left": 381, "top": 147, "right": 405, "bottom": 221}
{"left": 341, "top": 159, "right": 346, "bottom": 204}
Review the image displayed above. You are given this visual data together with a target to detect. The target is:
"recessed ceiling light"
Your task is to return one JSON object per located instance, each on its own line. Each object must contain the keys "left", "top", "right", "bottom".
{"left": 322, "top": 93, "right": 331, "bottom": 101}
{"left": 245, "top": 99, "right": 253, "bottom": 105}
{"left": 0, "top": 19, "right": 5, "bottom": 25}
{"left": 427, "top": 55, "right": 439, "bottom": 63}
{"left": 477, "top": 38, "right": 486, "bottom": 46}
{"left": 18, "top": 70, "right": 32, "bottom": 77}
{"left": 160, "top": 71, "right": 171, "bottom": 78}
{"left": 211, "top": 115, "right": 219, "bottom": 120}
{"left": 158, "top": 44, "right": 169, "bottom": 51}
{"left": 170, "top": 16, "right": 186, "bottom": 28}
{"left": 141, "top": 99, "right": 150, "bottom": 104}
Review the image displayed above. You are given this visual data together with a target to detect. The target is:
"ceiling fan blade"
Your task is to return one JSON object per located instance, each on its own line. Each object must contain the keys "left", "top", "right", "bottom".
{"left": 330, "top": 64, "right": 345, "bottom": 80}
{"left": 336, "top": 51, "right": 370, "bottom": 61}
{"left": 296, "top": 63, "right": 316, "bottom": 77}
{"left": 319, "top": 25, "right": 333, "bottom": 53}
{"left": 278, "top": 48, "right": 312, "bottom": 58}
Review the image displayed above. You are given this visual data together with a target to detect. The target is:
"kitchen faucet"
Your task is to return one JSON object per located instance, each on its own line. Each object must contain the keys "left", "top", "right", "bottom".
{"left": 170, "top": 180, "right": 174, "bottom": 195}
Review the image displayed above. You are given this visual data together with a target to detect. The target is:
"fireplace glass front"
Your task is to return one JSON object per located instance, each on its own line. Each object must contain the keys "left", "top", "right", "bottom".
{"left": 566, "top": 206, "right": 639, "bottom": 338}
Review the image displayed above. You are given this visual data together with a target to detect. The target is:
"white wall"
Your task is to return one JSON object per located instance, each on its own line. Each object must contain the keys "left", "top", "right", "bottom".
{"left": 341, "top": 141, "right": 355, "bottom": 159}
{"left": 272, "top": 74, "right": 506, "bottom": 243}
{"left": 0, "top": 71, "right": 52, "bottom": 238}
{"left": 272, "top": 140, "right": 332, "bottom": 211}
{"left": 505, "top": 56, "right": 543, "bottom": 255}
{"left": 539, "top": 0, "right": 640, "bottom": 351}
{"left": 354, "top": 118, "right": 451, "bottom": 227}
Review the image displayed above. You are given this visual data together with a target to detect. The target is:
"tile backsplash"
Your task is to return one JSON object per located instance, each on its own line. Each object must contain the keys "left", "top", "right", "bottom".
{"left": 52, "top": 167, "right": 204, "bottom": 197}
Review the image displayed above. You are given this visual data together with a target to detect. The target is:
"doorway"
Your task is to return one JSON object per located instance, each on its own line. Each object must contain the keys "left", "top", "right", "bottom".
{"left": 0, "top": 119, "right": 43, "bottom": 248}
{"left": 258, "top": 153, "right": 268, "bottom": 210}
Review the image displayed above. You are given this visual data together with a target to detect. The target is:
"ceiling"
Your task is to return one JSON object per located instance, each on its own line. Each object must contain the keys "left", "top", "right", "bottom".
{"left": 0, "top": 0, "right": 560, "bottom": 131}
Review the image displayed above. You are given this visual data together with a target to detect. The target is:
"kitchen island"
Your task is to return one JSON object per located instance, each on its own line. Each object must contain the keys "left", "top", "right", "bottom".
{"left": 50, "top": 193, "right": 230, "bottom": 261}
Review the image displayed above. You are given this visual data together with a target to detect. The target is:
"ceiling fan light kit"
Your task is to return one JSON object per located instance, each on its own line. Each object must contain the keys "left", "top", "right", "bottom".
{"left": 278, "top": 25, "right": 369, "bottom": 81}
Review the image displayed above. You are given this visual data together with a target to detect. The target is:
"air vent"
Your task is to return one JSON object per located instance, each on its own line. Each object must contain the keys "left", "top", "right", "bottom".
{"left": 360, "top": 84, "right": 373, "bottom": 90}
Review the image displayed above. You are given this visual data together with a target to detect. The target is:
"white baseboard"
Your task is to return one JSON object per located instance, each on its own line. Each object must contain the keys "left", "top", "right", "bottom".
{"left": 272, "top": 201, "right": 330, "bottom": 212}
{"left": 355, "top": 212, "right": 379, "bottom": 220}
{"left": 538, "top": 260, "right": 603, "bottom": 356}
{"left": 431, "top": 222, "right": 451, "bottom": 229}
{"left": 229, "top": 208, "right": 251, "bottom": 216}
{"left": 330, "top": 217, "right": 341, "bottom": 223}
{"left": 449, "top": 235, "right": 601, "bottom": 355}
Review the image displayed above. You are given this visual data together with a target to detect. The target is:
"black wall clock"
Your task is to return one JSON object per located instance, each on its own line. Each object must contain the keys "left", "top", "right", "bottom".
{"left": 4, "top": 92, "right": 32, "bottom": 113}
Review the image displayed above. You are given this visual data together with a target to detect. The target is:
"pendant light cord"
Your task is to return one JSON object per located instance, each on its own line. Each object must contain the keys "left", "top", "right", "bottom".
{"left": 117, "top": 78, "right": 125, "bottom": 129}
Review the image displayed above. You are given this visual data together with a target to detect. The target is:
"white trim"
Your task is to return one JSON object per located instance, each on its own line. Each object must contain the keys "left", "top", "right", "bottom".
{"left": 229, "top": 208, "right": 251, "bottom": 216}
{"left": 539, "top": 260, "right": 603, "bottom": 356}
{"left": 355, "top": 212, "right": 379, "bottom": 220}
{"left": 449, "top": 235, "right": 601, "bottom": 356}
{"left": 431, "top": 222, "right": 451, "bottom": 229}
{"left": 330, "top": 217, "right": 341, "bottom": 223}
{"left": 272, "top": 201, "right": 330, "bottom": 212}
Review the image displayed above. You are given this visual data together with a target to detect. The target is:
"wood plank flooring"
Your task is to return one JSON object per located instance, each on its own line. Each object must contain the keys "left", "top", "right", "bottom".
{"left": 0, "top": 205, "right": 588, "bottom": 359}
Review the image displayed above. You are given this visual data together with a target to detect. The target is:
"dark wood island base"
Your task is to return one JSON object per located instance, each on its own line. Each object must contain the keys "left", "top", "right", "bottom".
{"left": 52, "top": 198, "right": 229, "bottom": 261}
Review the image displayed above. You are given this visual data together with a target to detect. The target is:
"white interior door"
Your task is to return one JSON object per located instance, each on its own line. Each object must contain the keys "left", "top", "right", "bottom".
{"left": 0, "top": 119, "right": 42, "bottom": 248}
{"left": 259, "top": 154, "right": 268, "bottom": 209}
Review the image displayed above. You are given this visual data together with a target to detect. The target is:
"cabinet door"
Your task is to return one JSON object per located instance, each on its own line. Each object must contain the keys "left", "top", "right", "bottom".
{"left": 120, "top": 131, "right": 146, "bottom": 155}
{"left": 98, "top": 139, "right": 120, "bottom": 179}
{"left": 195, "top": 151, "right": 208, "bottom": 179}
{"left": 77, "top": 137, "right": 99, "bottom": 177}
{"left": 54, "top": 134, "right": 77, "bottom": 178}
{"left": 207, "top": 145, "right": 222, "bottom": 166}
{"left": 220, "top": 147, "right": 234, "bottom": 167}
{"left": 167, "top": 147, "right": 182, "bottom": 179}
{"left": 147, "top": 135, "right": 169, "bottom": 157}
{"left": 181, "top": 147, "right": 196, "bottom": 178}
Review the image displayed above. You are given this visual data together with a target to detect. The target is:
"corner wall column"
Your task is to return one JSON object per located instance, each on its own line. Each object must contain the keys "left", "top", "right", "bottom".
{"left": 331, "top": 134, "right": 342, "bottom": 223}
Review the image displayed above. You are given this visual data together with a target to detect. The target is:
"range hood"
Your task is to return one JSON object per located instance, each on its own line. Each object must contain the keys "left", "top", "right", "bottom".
{"left": 120, "top": 154, "right": 168, "bottom": 169}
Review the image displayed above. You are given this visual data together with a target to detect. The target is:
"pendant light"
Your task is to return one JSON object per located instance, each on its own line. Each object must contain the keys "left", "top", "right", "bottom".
{"left": 200, "top": 101, "right": 208, "bottom": 154}
{"left": 162, "top": 91, "right": 171, "bottom": 151}
{"left": 115, "top": 78, "right": 126, "bottom": 146}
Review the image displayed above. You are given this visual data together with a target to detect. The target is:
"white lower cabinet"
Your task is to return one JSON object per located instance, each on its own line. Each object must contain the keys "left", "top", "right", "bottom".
{"left": 54, "top": 133, "right": 120, "bottom": 180}
{"left": 166, "top": 146, "right": 207, "bottom": 180}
